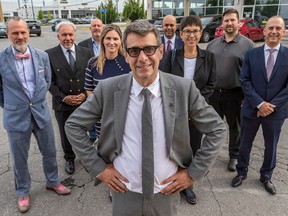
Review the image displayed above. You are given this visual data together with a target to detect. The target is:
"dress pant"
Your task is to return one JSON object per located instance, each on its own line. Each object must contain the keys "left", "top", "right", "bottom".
{"left": 54, "top": 110, "right": 76, "bottom": 162}
{"left": 112, "top": 191, "right": 180, "bottom": 216}
{"left": 7, "top": 117, "right": 60, "bottom": 198}
{"left": 236, "top": 117, "right": 284, "bottom": 180}
{"left": 209, "top": 88, "right": 243, "bottom": 159}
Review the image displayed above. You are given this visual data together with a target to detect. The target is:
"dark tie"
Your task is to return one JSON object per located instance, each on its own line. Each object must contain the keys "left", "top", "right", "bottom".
{"left": 141, "top": 88, "right": 154, "bottom": 199}
{"left": 67, "top": 49, "right": 76, "bottom": 71}
{"left": 166, "top": 40, "right": 172, "bottom": 53}
{"left": 16, "top": 53, "right": 30, "bottom": 60}
{"left": 266, "top": 49, "right": 275, "bottom": 80}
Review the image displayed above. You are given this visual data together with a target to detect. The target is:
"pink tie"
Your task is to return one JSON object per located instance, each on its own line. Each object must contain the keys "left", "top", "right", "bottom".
{"left": 266, "top": 49, "right": 275, "bottom": 80}
{"left": 16, "top": 53, "right": 30, "bottom": 60}
{"left": 166, "top": 40, "right": 172, "bottom": 53}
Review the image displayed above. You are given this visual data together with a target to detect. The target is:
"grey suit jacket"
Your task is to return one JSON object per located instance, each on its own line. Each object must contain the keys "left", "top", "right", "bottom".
{"left": 78, "top": 38, "right": 94, "bottom": 56}
{"left": 0, "top": 46, "right": 52, "bottom": 132}
{"left": 65, "top": 71, "right": 226, "bottom": 183}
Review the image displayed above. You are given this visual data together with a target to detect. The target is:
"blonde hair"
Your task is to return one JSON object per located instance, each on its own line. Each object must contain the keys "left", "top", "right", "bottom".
{"left": 94, "top": 24, "right": 124, "bottom": 75}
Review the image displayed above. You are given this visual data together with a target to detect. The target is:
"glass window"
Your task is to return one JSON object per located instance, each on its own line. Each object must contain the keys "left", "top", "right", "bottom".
{"left": 206, "top": 7, "right": 223, "bottom": 14}
{"left": 224, "top": 0, "right": 234, "bottom": 6}
{"left": 279, "top": 5, "right": 288, "bottom": 19}
{"left": 255, "top": 5, "right": 279, "bottom": 17}
{"left": 190, "top": 8, "right": 205, "bottom": 16}
{"left": 207, "top": 0, "right": 224, "bottom": 6}
{"left": 152, "top": 9, "right": 162, "bottom": 19}
{"left": 172, "top": 8, "right": 185, "bottom": 16}
{"left": 152, "top": 0, "right": 163, "bottom": 8}
{"left": 255, "top": 0, "right": 279, "bottom": 4}
{"left": 281, "top": 0, "right": 288, "bottom": 3}
{"left": 244, "top": 0, "right": 255, "bottom": 5}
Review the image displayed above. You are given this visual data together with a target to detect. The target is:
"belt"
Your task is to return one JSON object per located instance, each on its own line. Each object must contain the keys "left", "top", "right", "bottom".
{"left": 215, "top": 88, "right": 240, "bottom": 93}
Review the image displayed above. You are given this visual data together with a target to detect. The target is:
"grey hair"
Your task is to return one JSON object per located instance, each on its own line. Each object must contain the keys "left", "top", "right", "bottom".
{"left": 123, "top": 21, "right": 161, "bottom": 49}
{"left": 56, "top": 21, "right": 76, "bottom": 33}
{"left": 6, "top": 17, "right": 28, "bottom": 32}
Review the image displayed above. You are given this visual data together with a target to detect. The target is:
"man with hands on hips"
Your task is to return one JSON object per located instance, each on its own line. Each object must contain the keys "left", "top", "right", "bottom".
{"left": 65, "top": 21, "right": 226, "bottom": 216}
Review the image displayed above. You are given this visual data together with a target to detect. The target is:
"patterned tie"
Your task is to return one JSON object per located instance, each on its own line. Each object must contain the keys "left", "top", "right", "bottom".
{"left": 67, "top": 49, "right": 76, "bottom": 71}
{"left": 16, "top": 53, "right": 30, "bottom": 60}
{"left": 266, "top": 49, "right": 275, "bottom": 80}
{"left": 166, "top": 40, "right": 172, "bottom": 53}
{"left": 141, "top": 88, "right": 154, "bottom": 199}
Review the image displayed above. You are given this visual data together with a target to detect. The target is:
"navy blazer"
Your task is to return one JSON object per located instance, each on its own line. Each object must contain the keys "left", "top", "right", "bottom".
{"left": 163, "top": 46, "right": 216, "bottom": 101}
{"left": 159, "top": 35, "right": 184, "bottom": 71}
{"left": 240, "top": 45, "right": 288, "bottom": 119}
{"left": 78, "top": 38, "right": 94, "bottom": 56}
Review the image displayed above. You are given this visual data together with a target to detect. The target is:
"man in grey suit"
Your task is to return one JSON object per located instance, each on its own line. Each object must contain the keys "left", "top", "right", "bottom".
{"left": 65, "top": 21, "right": 226, "bottom": 216}
{"left": 0, "top": 17, "right": 71, "bottom": 213}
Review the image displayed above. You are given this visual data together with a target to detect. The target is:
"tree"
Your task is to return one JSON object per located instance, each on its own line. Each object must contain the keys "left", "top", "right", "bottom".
{"left": 47, "top": 11, "right": 53, "bottom": 19}
{"left": 37, "top": 9, "right": 44, "bottom": 20}
{"left": 95, "top": 0, "right": 118, "bottom": 24}
{"left": 122, "top": 0, "right": 145, "bottom": 21}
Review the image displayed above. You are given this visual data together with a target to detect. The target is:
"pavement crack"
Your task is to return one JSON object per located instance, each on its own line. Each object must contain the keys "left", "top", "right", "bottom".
{"left": 206, "top": 175, "right": 223, "bottom": 215}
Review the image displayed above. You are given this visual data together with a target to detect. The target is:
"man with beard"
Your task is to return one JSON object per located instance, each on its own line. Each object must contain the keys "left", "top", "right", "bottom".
{"left": 159, "top": 15, "right": 183, "bottom": 71}
{"left": 78, "top": 18, "right": 104, "bottom": 143}
{"left": 206, "top": 9, "right": 254, "bottom": 172}
{"left": 46, "top": 21, "right": 93, "bottom": 175}
{"left": 232, "top": 16, "right": 288, "bottom": 195}
{"left": 78, "top": 18, "right": 104, "bottom": 57}
{"left": 0, "top": 17, "right": 71, "bottom": 213}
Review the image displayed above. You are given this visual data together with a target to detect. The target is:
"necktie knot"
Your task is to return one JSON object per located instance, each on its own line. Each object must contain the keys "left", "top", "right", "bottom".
{"left": 268, "top": 48, "right": 275, "bottom": 54}
{"left": 166, "top": 40, "right": 172, "bottom": 52}
{"left": 16, "top": 53, "right": 30, "bottom": 60}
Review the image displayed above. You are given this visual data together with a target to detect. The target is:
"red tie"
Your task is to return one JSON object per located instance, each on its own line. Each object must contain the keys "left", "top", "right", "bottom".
{"left": 16, "top": 53, "right": 30, "bottom": 60}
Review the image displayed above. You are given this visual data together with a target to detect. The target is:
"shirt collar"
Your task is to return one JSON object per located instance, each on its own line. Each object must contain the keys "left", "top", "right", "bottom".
{"left": 132, "top": 73, "right": 160, "bottom": 98}
{"left": 11, "top": 45, "right": 30, "bottom": 57}
{"left": 164, "top": 34, "right": 176, "bottom": 45}
{"left": 264, "top": 43, "right": 280, "bottom": 51}
{"left": 60, "top": 44, "right": 76, "bottom": 54}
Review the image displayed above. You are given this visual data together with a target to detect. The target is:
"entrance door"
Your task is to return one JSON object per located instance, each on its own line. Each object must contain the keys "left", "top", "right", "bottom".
{"left": 243, "top": 7, "right": 254, "bottom": 19}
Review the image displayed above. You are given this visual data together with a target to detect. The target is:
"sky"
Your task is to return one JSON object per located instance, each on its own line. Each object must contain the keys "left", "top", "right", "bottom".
{"left": 6, "top": 0, "right": 126, "bottom": 13}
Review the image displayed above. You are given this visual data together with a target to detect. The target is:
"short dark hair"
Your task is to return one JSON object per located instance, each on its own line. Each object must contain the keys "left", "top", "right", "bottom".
{"left": 123, "top": 21, "right": 161, "bottom": 49}
{"left": 180, "top": 15, "right": 202, "bottom": 31}
{"left": 223, "top": 9, "right": 239, "bottom": 19}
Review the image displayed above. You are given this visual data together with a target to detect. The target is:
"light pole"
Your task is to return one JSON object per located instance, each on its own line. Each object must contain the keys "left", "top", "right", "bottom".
{"left": 31, "top": 0, "right": 35, "bottom": 20}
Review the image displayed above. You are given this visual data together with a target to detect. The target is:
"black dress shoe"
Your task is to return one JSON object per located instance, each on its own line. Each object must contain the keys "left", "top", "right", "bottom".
{"left": 65, "top": 161, "right": 75, "bottom": 175}
{"left": 182, "top": 188, "right": 197, "bottom": 205}
{"left": 227, "top": 158, "right": 237, "bottom": 172}
{"left": 260, "top": 179, "right": 276, "bottom": 195}
{"left": 232, "top": 175, "right": 247, "bottom": 187}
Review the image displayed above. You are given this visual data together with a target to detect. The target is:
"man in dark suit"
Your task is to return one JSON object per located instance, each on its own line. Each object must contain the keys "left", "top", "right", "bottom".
{"left": 78, "top": 18, "right": 103, "bottom": 56}
{"left": 0, "top": 17, "right": 71, "bottom": 213}
{"left": 46, "top": 21, "right": 93, "bottom": 175}
{"left": 159, "top": 15, "right": 184, "bottom": 71}
{"left": 65, "top": 21, "right": 226, "bottom": 216}
{"left": 232, "top": 16, "right": 288, "bottom": 195}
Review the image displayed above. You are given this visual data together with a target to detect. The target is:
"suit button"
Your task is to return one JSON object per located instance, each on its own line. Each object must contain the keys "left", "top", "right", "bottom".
{"left": 70, "top": 79, "right": 72, "bottom": 82}
{"left": 29, "top": 103, "right": 32, "bottom": 106}
{"left": 77, "top": 79, "right": 79, "bottom": 82}
{"left": 70, "top": 90, "right": 72, "bottom": 92}
{"left": 78, "top": 89, "right": 80, "bottom": 92}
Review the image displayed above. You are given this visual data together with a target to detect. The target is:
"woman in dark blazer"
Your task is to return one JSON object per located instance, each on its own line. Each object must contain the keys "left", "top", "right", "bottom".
{"left": 163, "top": 15, "right": 216, "bottom": 205}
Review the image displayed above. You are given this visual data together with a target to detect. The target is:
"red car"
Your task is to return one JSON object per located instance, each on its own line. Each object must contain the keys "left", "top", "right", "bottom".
{"left": 214, "top": 19, "right": 264, "bottom": 41}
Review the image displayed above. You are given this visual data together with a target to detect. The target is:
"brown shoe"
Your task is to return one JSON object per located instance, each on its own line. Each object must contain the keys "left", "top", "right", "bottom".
{"left": 46, "top": 183, "right": 71, "bottom": 195}
{"left": 18, "top": 195, "right": 30, "bottom": 213}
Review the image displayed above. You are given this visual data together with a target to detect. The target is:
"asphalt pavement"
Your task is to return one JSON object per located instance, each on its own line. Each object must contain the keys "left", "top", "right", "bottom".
{"left": 0, "top": 25, "right": 288, "bottom": 216}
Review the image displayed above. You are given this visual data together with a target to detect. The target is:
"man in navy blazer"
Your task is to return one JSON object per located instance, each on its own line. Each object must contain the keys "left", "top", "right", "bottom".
{"left": 0, "top": 17, "right": 70, "bottom": 213}
{"left": 232, "top": 16, "right": 288, "bottom": 195}
{"left": 159, "top": 15, "right": 184, "bottom": 71}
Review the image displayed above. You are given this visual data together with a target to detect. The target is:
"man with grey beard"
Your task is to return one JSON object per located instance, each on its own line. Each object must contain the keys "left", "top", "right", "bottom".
{"left": 0, "top": 17, "right": 71, "bottom": 213}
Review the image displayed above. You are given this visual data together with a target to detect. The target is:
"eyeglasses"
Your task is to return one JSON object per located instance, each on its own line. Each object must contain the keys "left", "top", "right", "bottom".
{"left": 182, "top": 29, "right": 201, "bottom": 36}
{"left": 126, "top": 46, "right": 159, "bottom": 57}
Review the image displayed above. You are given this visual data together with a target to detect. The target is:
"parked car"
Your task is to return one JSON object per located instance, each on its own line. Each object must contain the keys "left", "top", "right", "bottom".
{"left": 154, "top": 16, "right": 185, "bottom": 36}
{"left": 0, "top": 22, "right": 7, "bottom": 38}
{"left": 51, "top": 19, "right": 69, "bottom": 31}
{"left": 214, "top": 19, "right": 264, "bottom": 42}
{"left": 26, "top": 20, "right": 41, "bottom": 36}
{"left": 254, "top": 15, "right": 268, "bottom": 27}
{"left": 200, "top": 15, "right": 222, "bottom": 43}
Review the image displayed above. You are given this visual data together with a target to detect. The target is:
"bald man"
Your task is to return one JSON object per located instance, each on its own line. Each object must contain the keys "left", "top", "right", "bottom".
{"left": 159, "top": 15, "right": 184, "bottom": 71}
{"left": 78, "top": 18, "right": 104, "bottom": 56}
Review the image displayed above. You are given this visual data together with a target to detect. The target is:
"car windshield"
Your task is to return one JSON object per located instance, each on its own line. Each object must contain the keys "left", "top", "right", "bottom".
{"left": 201, "top": 17, "right": 213, "bottom": 25}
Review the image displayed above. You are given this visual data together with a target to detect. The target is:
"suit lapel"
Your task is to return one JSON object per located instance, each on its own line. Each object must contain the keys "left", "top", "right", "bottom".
{"left": 159, "top": 72, "right": 176, "bottom": 152}
{"left": 175, "top": 49, "right": 184, "bottom": 76}
{"left": 88, "top": 38, "right": 94, "bottom": 55}
{"left": 194, "top": 47, "right": 204, "bottom": 81}
{"left": 29, "top": 46, "right": 40, "bottom": 96}
{"left": 114, "top": 74, "right": 133, "bottom": 150}
{"left": 269, "top": 45, "right": 286, "bottom": 81}
{"left": 54, "top": 45, "right": 73, "bottom": 76}
{"left": 257, "top": 46, "right": 267, "bottom": 81}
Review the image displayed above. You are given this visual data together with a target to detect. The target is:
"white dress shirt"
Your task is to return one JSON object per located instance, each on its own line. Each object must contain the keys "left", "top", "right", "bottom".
{"left": 60, "top": 44, "right": 76, "bottom": 63}
{"left": 113, "top": 73, "right": 178, "bottom": 194}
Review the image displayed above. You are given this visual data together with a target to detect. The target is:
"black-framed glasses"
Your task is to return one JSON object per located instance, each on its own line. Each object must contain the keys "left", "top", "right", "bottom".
{"left": 182, "top": 29, "right": 201, "bottom": 36}
{"left": 126, "top": 46, "right": 159, "bottom": 57}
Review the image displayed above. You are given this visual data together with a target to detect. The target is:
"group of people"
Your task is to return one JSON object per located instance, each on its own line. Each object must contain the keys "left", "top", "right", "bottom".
{"left": 0, "top": 8, "right": 287, "bottom": 215}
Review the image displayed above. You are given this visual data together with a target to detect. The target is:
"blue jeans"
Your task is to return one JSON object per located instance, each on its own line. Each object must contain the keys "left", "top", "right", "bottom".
{"left": 7, "top": 118, "right": 60, "bottom": 198}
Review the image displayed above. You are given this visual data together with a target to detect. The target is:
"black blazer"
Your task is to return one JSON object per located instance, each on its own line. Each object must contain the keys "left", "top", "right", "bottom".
{"left": 163, "top": 46, "right": 216, "bottom": 101}
{"left": 46, "top": 44, "right": 93, "bottom": 111}
{"left": 159, "top": 35, "right": 184, "bottom": 71}
{"left": 78, "top": 38, "right": 94, "bottom": 56}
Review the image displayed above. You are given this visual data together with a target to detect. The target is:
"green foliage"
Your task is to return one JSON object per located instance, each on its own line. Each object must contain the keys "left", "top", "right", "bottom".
{"left": 123, "top": 0, "right": 145, "bottom": 21}
{"left": 47, "top": 11, "right": 53, "bottom": 19}
{"left": 37, "top": 9, "right": 44, "bottom": 20}
{"left": 95, "top": 0, "right": 118, "bottom": 24}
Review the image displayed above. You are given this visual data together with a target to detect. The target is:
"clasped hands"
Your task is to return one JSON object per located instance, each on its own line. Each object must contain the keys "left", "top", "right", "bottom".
{"left": 97, "top": 164, "right": 195, "bottom": 195}
{"left": 257, "top": 102, "right": 276, "bottom": 117}
{"left": 63, "top": 93, "right": 86, "bottom": 106}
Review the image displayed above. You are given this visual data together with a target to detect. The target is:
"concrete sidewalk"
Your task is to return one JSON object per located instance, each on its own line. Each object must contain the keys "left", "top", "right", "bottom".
{"left": 0, "top": 94, "right": 288, "bottom": 216}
